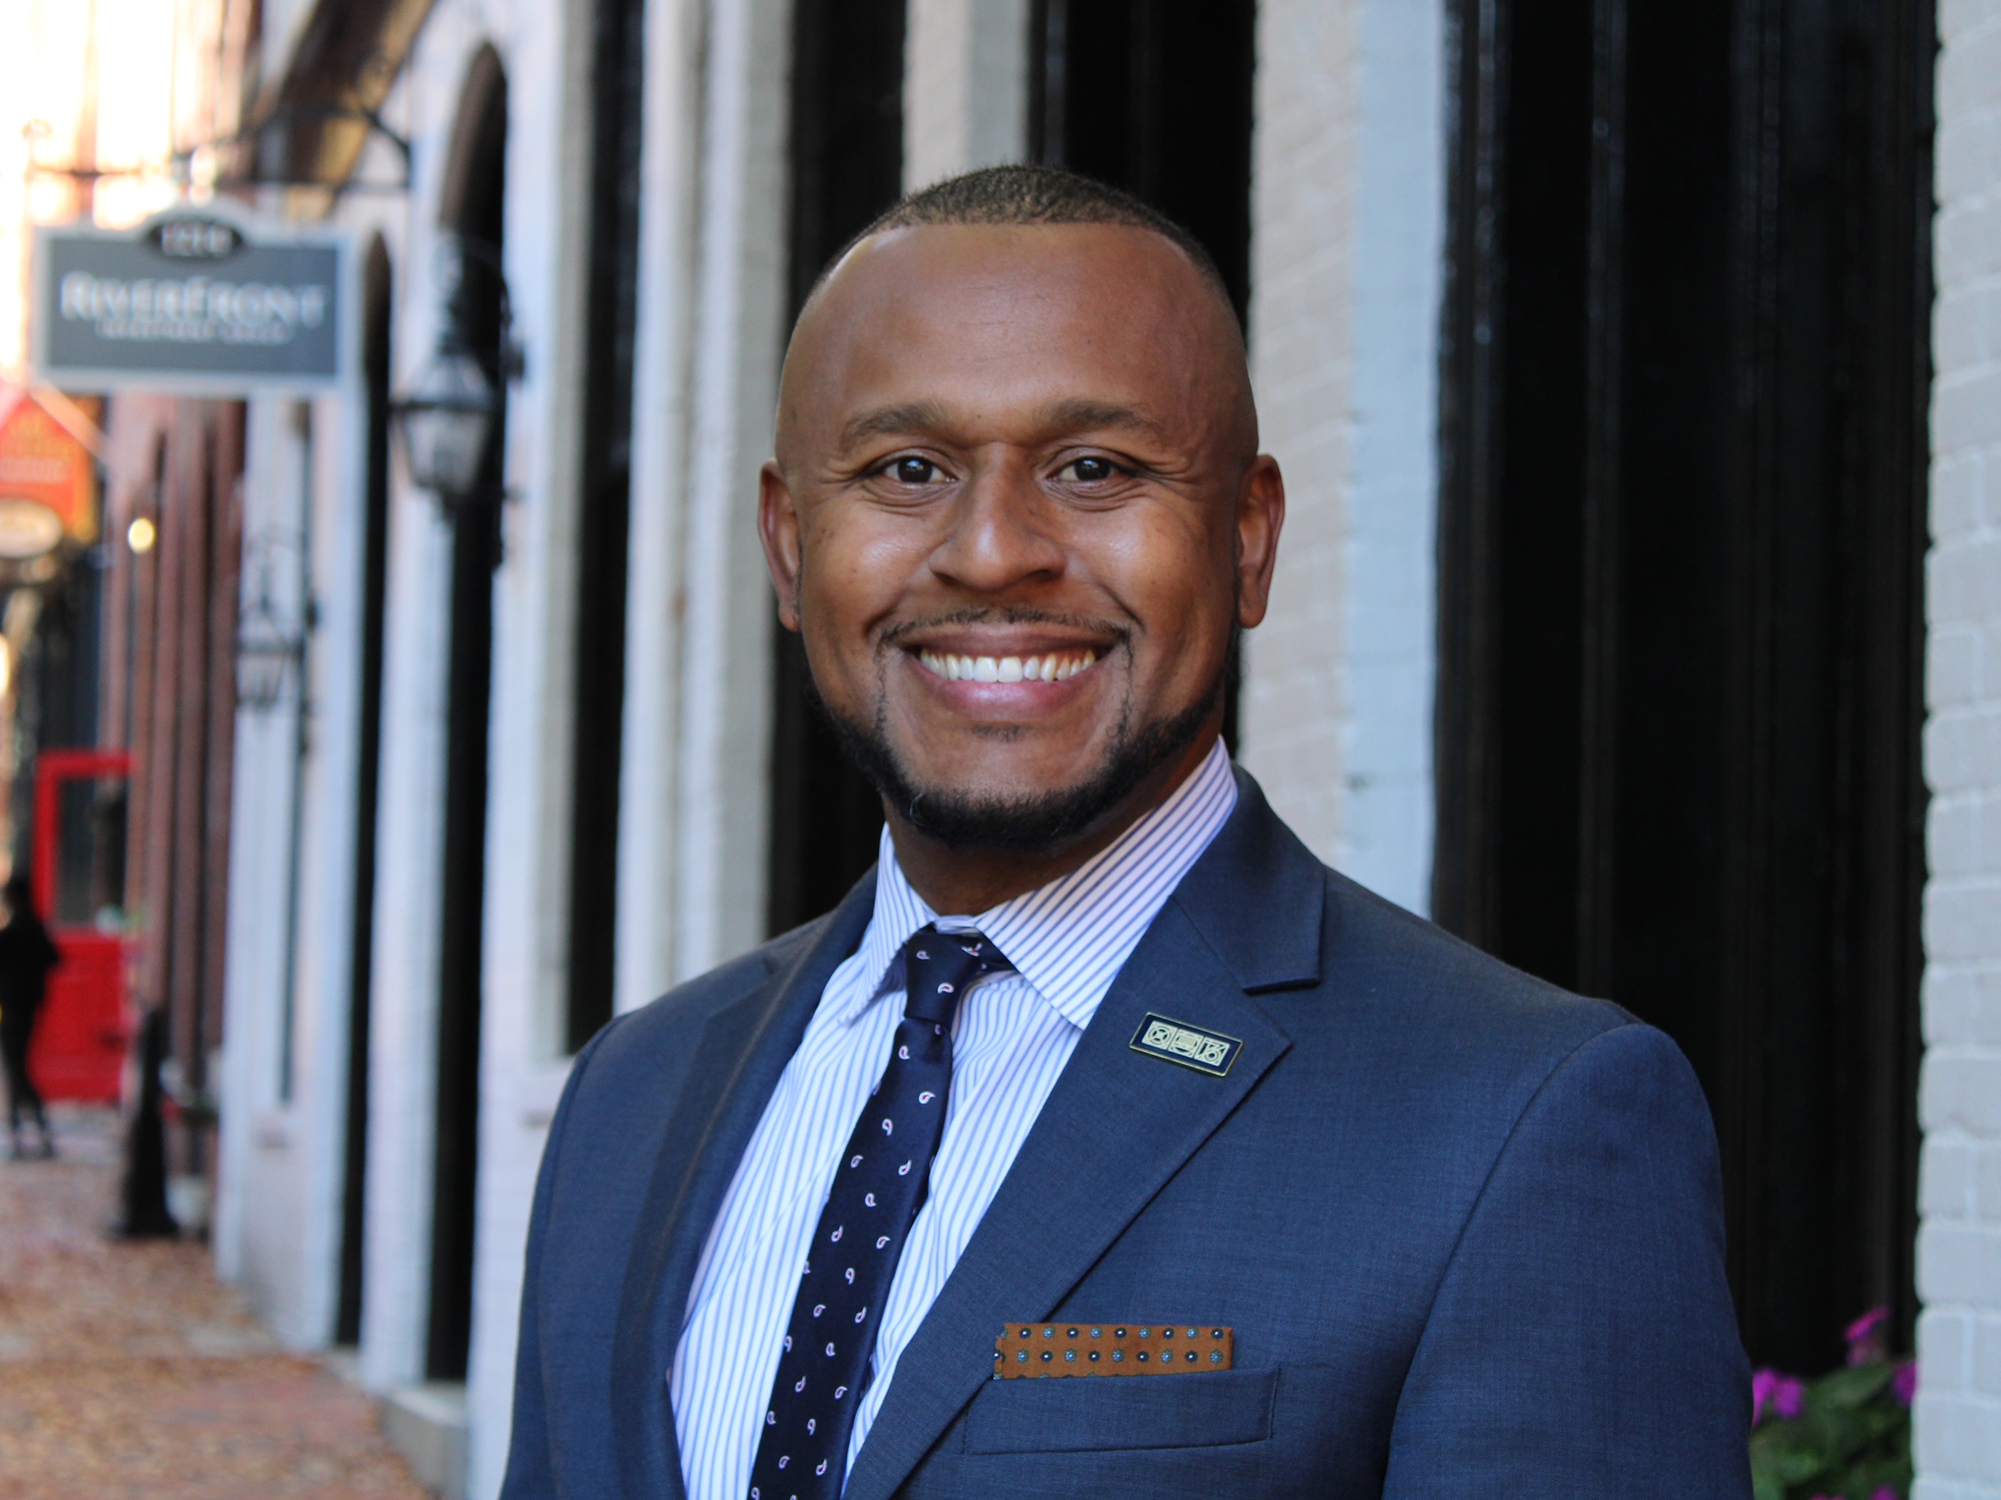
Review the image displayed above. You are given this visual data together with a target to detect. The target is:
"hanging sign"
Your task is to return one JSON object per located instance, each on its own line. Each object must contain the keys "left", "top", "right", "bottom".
{"left": 30, "top": 208, "right": 351, "bottom": 394}
{"left": 0, "top": 389, "right": 98, "bottom": 555}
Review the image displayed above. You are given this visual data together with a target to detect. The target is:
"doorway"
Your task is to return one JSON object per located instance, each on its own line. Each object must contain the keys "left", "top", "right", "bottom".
{"left": 1029, "top": 0, "right": 1256, "bottom": 746}
{"left": 764, "top": 0, "right": 907, "bottom": 937}
{"left": 563, "top": 0, "right": 646, "bottom": 1052}
{"left": 425, "top": 48, "right": 507, "bottom": 1384}
{"left": 1434, "top": 0, "right": 1933, "bottom": 1369}
{"left": 335, "top": 237, "right": 393, "bottom": 1347}
{"left": 1028, "top": 0, "right": 1255, "bottom": 325}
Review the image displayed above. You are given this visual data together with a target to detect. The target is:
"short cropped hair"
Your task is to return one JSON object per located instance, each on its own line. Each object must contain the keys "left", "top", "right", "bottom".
{"left": 809, "top": 164, "right": 1241, "bottom": 336}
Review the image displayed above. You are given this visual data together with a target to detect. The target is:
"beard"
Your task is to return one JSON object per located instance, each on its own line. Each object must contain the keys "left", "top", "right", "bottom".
{"left": 823, "top": 663, "right": 1222, "bottom": 854}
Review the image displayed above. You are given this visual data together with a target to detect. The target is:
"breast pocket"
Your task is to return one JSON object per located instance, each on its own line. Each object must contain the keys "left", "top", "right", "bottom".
{"left": 961, "top": 1368, "right": 1279, "bottom": 1455}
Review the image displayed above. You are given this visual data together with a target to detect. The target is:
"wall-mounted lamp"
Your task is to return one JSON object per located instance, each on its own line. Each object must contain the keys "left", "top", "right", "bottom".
{"left": 390, "top": 345, "right": 498, "bottom": 500}
{"left": 389, "top": 236, "right": 522, "bottom": 508}
{"left": 234, "top": 587, "right": 301, "bottom": 713}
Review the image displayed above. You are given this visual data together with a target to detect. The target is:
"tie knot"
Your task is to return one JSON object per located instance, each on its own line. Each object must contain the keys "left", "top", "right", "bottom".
{"left": 901, "top": 924, "right": 1013, "bottom": 1026}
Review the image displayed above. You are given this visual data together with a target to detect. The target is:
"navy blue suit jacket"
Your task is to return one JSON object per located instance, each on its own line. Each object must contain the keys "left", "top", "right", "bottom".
{"left": 502, "top": 771, "right": 1751, "bottom": 1498}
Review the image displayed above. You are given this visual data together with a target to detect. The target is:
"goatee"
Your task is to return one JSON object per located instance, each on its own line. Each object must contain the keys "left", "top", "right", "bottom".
{"left": 825, "top": 682, "right": 1220, "bottom": 854}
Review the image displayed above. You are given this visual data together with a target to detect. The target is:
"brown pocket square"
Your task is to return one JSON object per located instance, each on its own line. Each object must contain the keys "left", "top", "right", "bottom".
{"left": 994, "top": 1323, "right": 1234, "bottom": 1378}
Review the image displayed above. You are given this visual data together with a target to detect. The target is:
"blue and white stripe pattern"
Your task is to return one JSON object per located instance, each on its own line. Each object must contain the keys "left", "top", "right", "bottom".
{"left": 671, "top": 740, "right": 1238, "bottom": 1499}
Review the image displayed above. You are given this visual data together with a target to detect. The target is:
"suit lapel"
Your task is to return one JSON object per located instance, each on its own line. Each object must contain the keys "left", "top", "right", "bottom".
{"left": 841, "top": 898, "right": 1297, "bottom": 1500}
{"left": 608, "top": 879, "right": 877, "bottom": 1500}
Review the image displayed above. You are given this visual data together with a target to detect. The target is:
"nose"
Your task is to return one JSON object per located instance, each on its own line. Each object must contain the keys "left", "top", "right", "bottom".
{"left": 926, "top": 449, "right": 1067, "bottom": 594}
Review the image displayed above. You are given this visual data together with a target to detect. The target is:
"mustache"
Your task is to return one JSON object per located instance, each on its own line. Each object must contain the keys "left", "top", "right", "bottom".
{"left": 875, "top": 606, "right": 1135, "bottom": 652}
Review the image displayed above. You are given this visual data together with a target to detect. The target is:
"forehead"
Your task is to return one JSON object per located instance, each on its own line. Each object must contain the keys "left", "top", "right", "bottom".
{"left": 782, "top": 223, "right": 1242, "bottom": 447}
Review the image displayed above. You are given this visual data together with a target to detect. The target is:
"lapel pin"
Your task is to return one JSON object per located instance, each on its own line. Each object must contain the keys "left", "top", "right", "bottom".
{"left": 1129, "top": 1013, "right": 1244, "bottom": 1077}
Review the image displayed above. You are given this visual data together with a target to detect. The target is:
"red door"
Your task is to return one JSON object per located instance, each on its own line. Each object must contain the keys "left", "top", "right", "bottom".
{"left": 27, "top": 749, "right": 132, "bottom": 1104}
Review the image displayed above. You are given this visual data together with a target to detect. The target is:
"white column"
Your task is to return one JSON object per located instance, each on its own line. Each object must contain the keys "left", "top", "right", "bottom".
{"left": 214, "top": 398, "right": 312, "bottom": 1316}
{"left": 1916, "top": 1, "right": 2001, "bottom": 1494}
{"left": 214, "top": 386, "right": 369, "bottom": 1355}
{"left": 612, "top": 0, "right": 705, "bottom": 1013}
{"left": 463, "top": 0, "right": 602, "bottom": 1488}
{"left": 356, "top": 8, "right": 488, "bottom": 1402}
{"left": 358, "top": 464, "right": 453, "bottom": 1399}
{"left": 902, "top": 0, "right": 1031, "bottom": 191}
{"left": 1239, "top": 0, "right": 1444, "bottom": 916}
{"left": 672, "top": 0, "right": 792, "bottom": 979}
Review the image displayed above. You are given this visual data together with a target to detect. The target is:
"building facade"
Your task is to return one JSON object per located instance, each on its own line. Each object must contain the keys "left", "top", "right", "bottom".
{"left": 190, "top": 2, "right": 1981, "bottom": 1498}
{"left": 1917, "top": 0, "right": 2001, "bottom": 1493}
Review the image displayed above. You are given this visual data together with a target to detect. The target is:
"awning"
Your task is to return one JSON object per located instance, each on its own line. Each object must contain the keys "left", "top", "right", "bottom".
{"left": 244, "top": 0, "right": 438, "bottom": 198}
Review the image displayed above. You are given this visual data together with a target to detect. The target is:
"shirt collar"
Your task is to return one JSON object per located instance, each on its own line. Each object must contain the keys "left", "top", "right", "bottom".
{"left": 835, "top": 739, "right": 1239, "bottom": 1030}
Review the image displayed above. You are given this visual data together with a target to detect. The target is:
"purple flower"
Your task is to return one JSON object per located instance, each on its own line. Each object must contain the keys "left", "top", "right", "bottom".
{"left": 1752, "top": 1368, "right": 1806, "bottom": 1426}
{"left": 1752, "top": 1369, "right": 1778, "bottom": 1425}
{"left": 1893, "top": 1359, "right": 1918, "bottom": 1407}
{"left": 1871, "top": 1490, "right": 1900, "bottom": 1500}
{"left": 1846, "top": 1306, "right": 1890, "bottom": 1366}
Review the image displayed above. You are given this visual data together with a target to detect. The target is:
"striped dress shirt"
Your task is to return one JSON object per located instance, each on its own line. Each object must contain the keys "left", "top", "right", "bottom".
{"left": 670, "top": 739, "right": 1239, "bottom": 1499}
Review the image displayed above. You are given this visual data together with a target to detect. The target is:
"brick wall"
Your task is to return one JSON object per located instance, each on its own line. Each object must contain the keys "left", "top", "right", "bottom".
{"left": 1242, "top": 0, "right": 1362, "bottom": 868}
{"left": 1918, "top": 0, "right": 2001, "bottom": 1492}
{"left": 1242, "top": 0, "right": 1442, "bottom": 914}
{"left": 902, "top": 0, "right": 1029, "bottom": 191}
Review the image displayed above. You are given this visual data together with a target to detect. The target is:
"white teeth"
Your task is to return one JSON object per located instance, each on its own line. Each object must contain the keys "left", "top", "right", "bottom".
{"left": 917, "top": 649, "right": 1098, "bottom": 682}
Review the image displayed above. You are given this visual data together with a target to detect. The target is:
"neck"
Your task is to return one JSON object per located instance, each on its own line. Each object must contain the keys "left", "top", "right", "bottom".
{"left": 885, "top": 722, "right": 1222, "bottom": 916}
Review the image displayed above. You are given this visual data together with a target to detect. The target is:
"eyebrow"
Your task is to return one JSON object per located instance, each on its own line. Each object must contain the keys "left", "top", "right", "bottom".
{"left": 1040, "top": 398, "right": 1172, "bottom": 442}
{"left": 835, "top": 397, "right": 1171, "bottom": 451}
{"left": 837, "top": 402, "right": 950, "bottom": 450}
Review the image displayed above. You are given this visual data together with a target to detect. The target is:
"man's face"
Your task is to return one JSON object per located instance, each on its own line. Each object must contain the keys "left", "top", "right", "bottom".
{"left": 760, "top": 222, "right": 1283, "bottom": 851}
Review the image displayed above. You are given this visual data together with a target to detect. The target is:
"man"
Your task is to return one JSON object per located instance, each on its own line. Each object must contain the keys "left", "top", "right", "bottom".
{"left": 503, "top": 166, "right": 1749, "bottom": 1500}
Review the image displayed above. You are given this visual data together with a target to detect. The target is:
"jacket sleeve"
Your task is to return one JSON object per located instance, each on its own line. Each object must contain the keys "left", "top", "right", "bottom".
{"left": 1382, "top": 1022, "right": 1751, "bottom": 1499}
{"left": 499, "top": 1020, "right": 617, "bottom": 1499}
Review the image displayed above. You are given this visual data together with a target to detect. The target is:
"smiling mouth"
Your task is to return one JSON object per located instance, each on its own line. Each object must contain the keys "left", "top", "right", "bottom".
{"left": 915, "top": 648, "right": 1101, "bottom": 684}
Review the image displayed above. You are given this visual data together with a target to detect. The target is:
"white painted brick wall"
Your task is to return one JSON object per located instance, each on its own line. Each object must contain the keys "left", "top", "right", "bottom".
{"left": 1242, "top": 0, "right": 1443, "bottom": 914}
{"left": 902, "top": 0, "right": 1030, "bottom": 191}
{"left": 1243, "top": 0, "right": 1362, "bottom": 869}
{"left": 1918, "top": 1, "right": 2001, "bottom": 1494}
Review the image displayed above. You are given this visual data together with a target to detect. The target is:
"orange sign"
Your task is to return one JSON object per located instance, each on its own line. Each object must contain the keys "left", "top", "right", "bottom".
{"left": 0, "top": 388, "right": 99, "bottom": 554}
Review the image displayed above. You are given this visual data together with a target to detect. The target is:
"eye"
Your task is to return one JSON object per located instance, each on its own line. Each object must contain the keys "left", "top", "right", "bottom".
{"left": 1062, "top": 456, "right": 1121, "bottom": 483}
{"left": 888, "top": 455, "right": 943, "bottom": 485}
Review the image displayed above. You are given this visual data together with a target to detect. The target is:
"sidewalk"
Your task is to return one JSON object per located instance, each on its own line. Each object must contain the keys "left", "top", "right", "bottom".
{"left": 0, "top": 1107, "right": 430, "bottom": 1500}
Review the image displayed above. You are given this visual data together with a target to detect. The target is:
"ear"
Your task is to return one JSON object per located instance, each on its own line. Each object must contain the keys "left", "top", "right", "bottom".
{"left": 1233, "top": 453, "right": 1285, "bottom": 629}
{"left": 758, "top": 459, "right": 804, "bottom": 632}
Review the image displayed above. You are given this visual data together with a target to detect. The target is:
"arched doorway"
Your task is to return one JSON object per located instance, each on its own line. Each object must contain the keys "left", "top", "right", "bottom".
{"left": 426, "top": 45, "right": 507, "bottom": 1384}
{"left": 336, "top": 235, "right": 395, "bottom": 1345}
{"left": 1432, "top": 0, "right": 1930, "bottom": 1368}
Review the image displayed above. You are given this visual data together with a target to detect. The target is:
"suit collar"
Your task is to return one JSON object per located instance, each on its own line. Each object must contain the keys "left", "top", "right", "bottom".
{"left": 842, "top": 774, "right": 1322, "bottom": 1500}
{"left": 1171, "top": 767, "right": 1325, "bottom": 993}
{"left": 609, "top": 874, "right": 878, "bottom": 1500}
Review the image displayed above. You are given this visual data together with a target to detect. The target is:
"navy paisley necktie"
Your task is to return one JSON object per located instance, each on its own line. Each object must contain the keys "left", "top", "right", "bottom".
{"left": 746, "top": 924, "right": 1013, "bottom": 1500}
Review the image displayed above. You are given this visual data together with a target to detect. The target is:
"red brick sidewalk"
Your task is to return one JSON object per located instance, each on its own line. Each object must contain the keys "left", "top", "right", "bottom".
{"left": 0, "top": 1108, "right": 429, "bottom": 1500}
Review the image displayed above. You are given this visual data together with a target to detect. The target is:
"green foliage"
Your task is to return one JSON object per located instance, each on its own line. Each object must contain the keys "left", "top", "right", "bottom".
{"left": 1749, "top": 1362, "right": 1911, "bottom": 1500}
